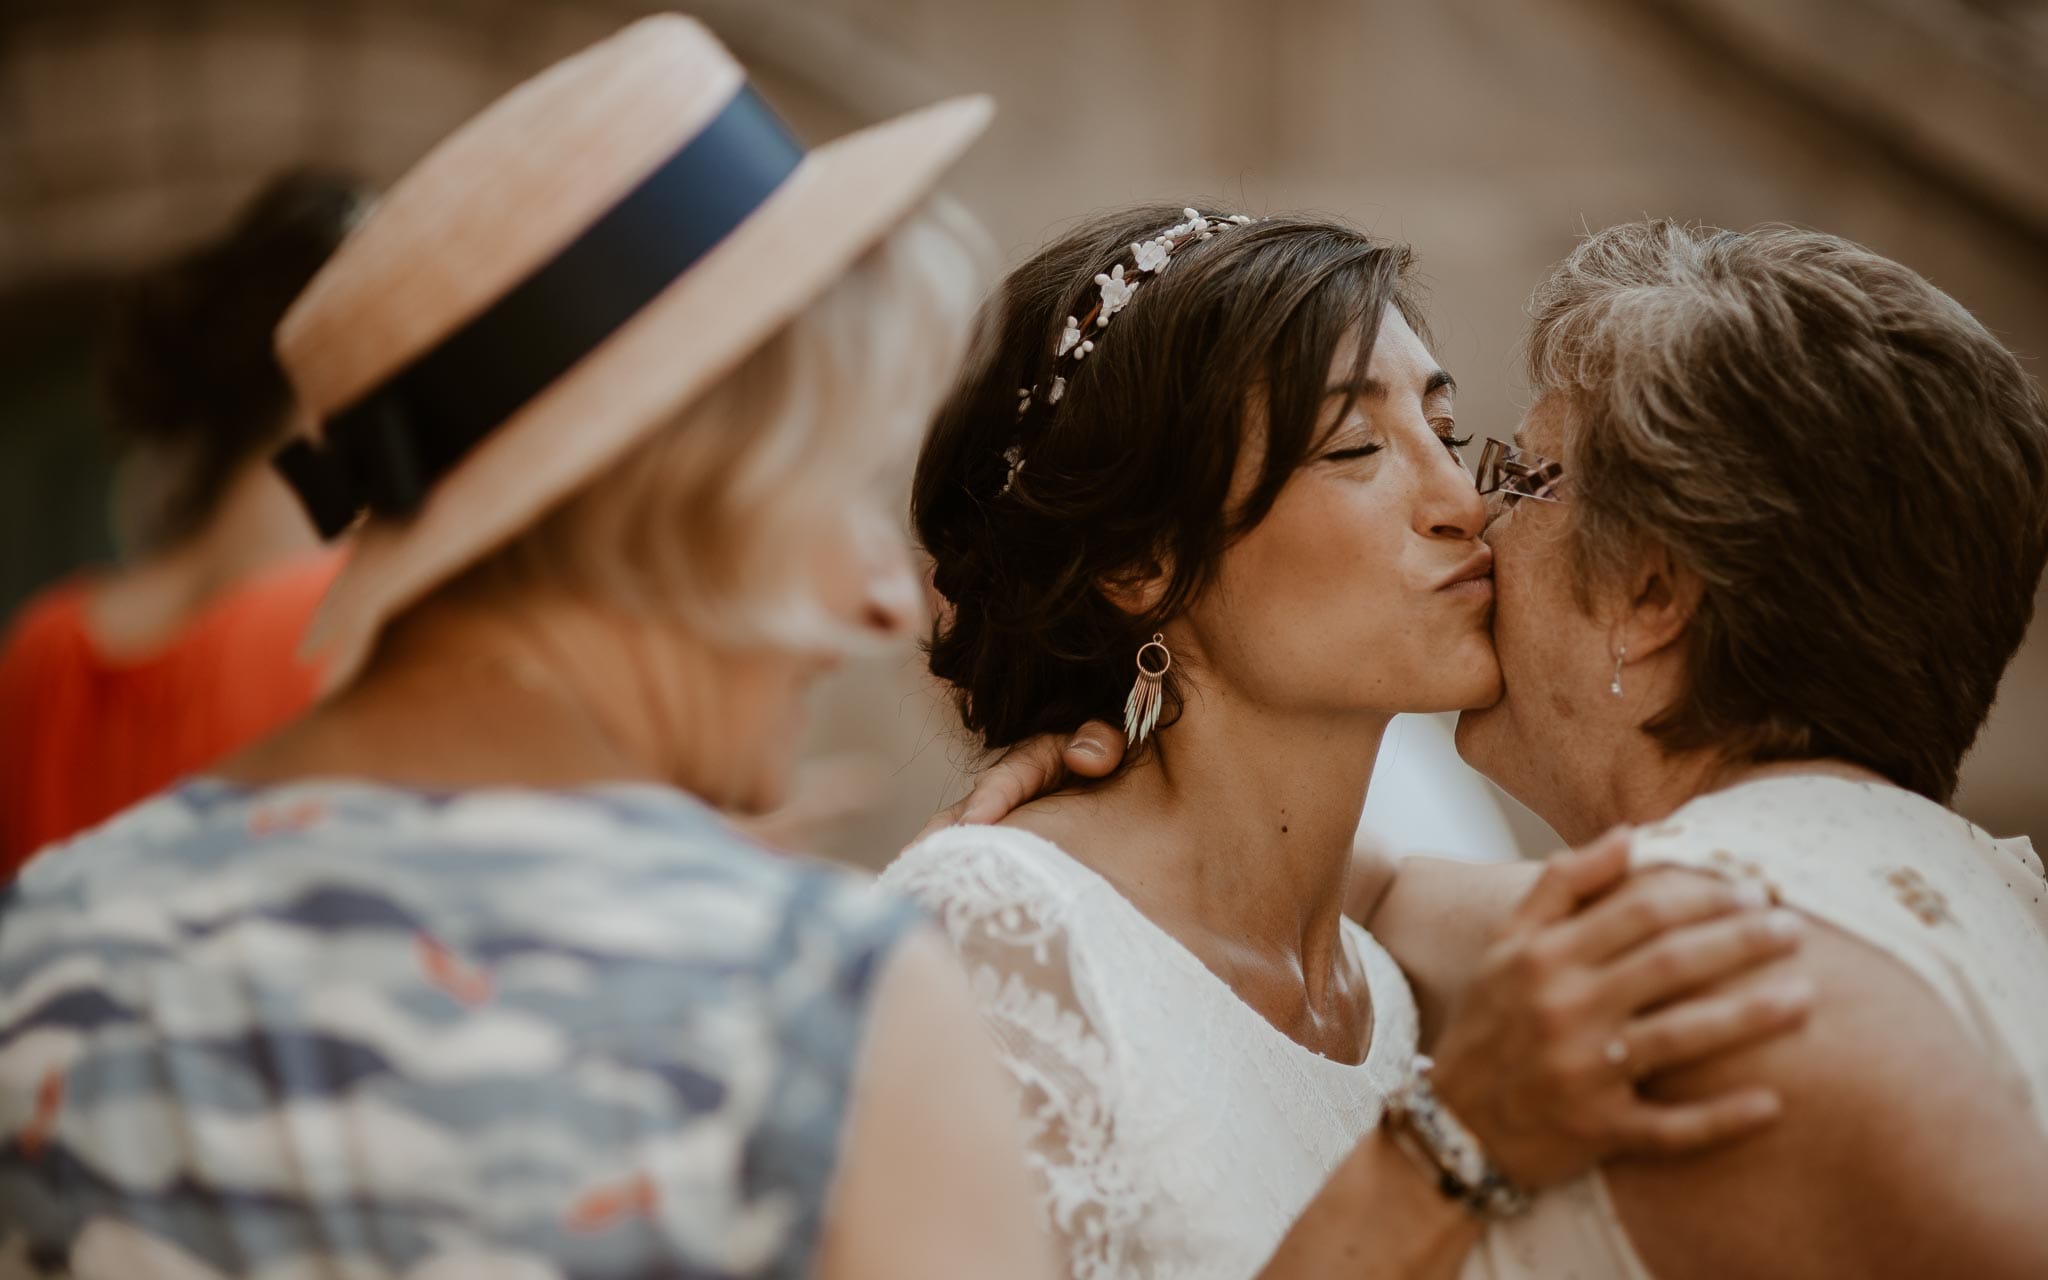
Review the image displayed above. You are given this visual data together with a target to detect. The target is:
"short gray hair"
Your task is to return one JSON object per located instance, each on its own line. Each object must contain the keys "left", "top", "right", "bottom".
{"left": 1527, "top": 219, "right": 2048, "bottom": 801}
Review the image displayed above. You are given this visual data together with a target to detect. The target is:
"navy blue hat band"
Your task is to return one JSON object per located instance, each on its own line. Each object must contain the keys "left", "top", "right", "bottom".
{"left": 277, "top": 84, "right": 806, "bottom": 539}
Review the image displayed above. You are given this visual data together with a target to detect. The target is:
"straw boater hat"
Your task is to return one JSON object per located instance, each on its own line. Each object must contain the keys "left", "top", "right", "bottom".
{"left": 273, "top": 14, "right": 991, "bottom": 679}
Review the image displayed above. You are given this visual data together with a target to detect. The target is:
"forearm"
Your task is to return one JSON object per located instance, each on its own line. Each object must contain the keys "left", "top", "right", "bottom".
{"left": 1255, "top": 1126, "right": 1481, "bottom": 1280}
{"left": 1365, "top": 858, "right": 1536, "bottom": 1045}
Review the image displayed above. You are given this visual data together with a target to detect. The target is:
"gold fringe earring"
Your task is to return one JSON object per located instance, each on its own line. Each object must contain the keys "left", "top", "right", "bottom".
{"left": 1124, "top": 633, "right": 1172, "bottom": 745}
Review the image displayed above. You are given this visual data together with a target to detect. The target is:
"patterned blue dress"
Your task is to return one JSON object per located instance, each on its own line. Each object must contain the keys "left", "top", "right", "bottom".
{"left": 0, "top": 778, "right": 920, "bottom": 1280}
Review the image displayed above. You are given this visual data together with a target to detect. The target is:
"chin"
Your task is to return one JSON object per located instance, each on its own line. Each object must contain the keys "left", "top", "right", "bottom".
{"left": 728, "top": 762, "right": 795, "bottom": 818}
{"left": 1462, "top": 663, "right": 1505, "bottom": 711}
{"left": 1424, "top": 635, "right": 1504, "bottom": 713}
{"left": 1452, "top": 700, "right": 1509, "bottom": 778}
{"left": 679, "top": 741, "right": 794, "bottom": 818}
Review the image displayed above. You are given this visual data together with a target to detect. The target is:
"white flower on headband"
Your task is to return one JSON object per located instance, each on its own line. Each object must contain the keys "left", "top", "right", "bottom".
{"left": 1094, "top": 265, "right": 1138, "bottom": 325}
{"left": 1132, "top": 236, "right": 1173, "bottom": 273}
{"left": 1000, "top": 210, "right": 1260, "bottom": 493}
{"left": 1075, "top": 214, "right": 1258, "bottom": 349}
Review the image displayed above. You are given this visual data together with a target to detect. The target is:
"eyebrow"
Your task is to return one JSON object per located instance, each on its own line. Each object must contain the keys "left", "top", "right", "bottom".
{"left": 1321, "top": 368, "right": 1457, "bottom": 400}
{"left": 1323, "top": 377, "right": 1385, "bottom": 401}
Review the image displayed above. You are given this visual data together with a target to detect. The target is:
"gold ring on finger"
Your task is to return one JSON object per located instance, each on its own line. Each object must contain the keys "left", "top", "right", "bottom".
{"left": 1604, "top": 1036, "right": 1632, "bottom": 1073}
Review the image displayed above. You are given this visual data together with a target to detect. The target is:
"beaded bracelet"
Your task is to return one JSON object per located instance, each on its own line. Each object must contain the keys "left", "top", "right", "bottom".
{"left": 1383, "top": 1055, "right": 1533, "bottom": 1220}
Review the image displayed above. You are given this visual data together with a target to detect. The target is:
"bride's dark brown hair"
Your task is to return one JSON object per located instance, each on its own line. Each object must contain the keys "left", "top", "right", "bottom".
{"left": 913, "top": 203, "right": 1425, "bottom": 754}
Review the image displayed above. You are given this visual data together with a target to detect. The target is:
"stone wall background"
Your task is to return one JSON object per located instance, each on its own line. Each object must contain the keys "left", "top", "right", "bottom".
{"left": 4, "top": 0, "right": 2044, "bottom": 862}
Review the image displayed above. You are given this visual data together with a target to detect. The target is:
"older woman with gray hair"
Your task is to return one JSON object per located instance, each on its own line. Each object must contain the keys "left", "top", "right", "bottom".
{"left": 945, "top": 219, "right": 2048, "bottom": 1277}
{"left": 0, "top": 17, "right": 1049, "bottom": 1280}
{"left": 1425, "top": 220, "right": 2048, "bottom": 1278}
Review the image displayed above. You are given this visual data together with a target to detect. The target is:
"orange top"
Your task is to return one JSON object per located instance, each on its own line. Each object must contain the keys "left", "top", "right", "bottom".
{"left": 0, "top": 552, "right": 342, "bottom": 874}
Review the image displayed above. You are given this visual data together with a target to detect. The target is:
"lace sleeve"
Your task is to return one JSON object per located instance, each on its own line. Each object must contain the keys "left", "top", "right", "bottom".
{"left": 881, "top": 829, "right": 1156, "bottom": 1280}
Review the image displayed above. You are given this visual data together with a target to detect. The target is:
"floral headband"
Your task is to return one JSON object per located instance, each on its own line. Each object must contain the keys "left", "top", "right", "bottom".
{"left": 1003, "top": 208, "right": 1258, "bottom": 493}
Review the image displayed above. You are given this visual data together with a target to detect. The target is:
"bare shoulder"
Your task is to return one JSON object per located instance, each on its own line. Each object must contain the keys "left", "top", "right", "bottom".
{"left": 1604, "top": 869, "right": 2048, "bottom": 1280}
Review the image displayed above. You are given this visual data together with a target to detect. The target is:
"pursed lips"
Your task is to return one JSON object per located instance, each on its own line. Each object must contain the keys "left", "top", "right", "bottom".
{"left": 1437, "top": 546, "right": 1496, "bottom": 593}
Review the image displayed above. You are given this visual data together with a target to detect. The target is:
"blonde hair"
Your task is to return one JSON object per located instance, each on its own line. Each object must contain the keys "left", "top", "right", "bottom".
{"left": 440, "top": 197, "right": 991, "bottom": 649}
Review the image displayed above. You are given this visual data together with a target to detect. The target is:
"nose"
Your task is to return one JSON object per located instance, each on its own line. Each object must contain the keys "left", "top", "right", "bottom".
{"left": 852, "top": 511, "right": 922, "bottom": 640}
{"left": 862, "top": 562, "right": 921, "bottom": 638}
{"left": 1417, "top": 440, "right": 1488, "bottom": 541}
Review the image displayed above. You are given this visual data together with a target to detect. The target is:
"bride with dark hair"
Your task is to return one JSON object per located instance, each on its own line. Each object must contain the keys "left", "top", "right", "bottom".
{"left": 884, "top": 205, "right": 1814, "bottom": 1279}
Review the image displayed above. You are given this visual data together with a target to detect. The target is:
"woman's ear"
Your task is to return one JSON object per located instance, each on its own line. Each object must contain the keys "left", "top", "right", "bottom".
{"left": 1098, "top": 555, "right": 1172, "bottom": 618}
{"left": 1620, "top": 544, "right": 1702, "bottom": 660}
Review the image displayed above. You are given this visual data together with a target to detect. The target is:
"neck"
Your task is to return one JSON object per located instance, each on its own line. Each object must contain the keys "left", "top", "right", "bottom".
{"left": 1543, "top": 730, "right": 1891, "bottom": 845}
{"left": 85, "top": 462, "right": 327, "bottom": 656}
{"left": 228, "top": 593, "right": 746, "bottom": 802}
{"left": 177, "top": 461, "right": 325, "bottom": 587}
{"left": 1077, "top": 676, "right": 1388, "bottom": 981}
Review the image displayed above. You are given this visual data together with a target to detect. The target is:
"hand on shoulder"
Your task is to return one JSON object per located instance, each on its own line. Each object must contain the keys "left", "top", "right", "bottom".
{"left": 1425, "top": 837, "right": 1811, "bottom": 1191}
{"left": 1603, "top": 867, "right": 2048, "bottom": 1280}
{"left": 914, "top": 722, "right": 1124, "bottom": 841}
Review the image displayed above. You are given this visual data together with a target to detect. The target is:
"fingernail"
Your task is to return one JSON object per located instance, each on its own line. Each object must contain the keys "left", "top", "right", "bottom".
{"left": 1765, "top": 909, "right": 1803, "bottom": 940}
{"left": 1733, "top": 880, "right": 1772, "bottom": 910}
{"left": 1069, "top": 738, "right": 1106, "bottom": 761}
{"left": 1749, "top": 1092, "right": 1784, "bottom": 1121}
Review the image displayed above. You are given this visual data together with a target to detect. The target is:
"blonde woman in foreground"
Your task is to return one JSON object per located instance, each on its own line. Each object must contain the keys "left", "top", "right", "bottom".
{"left": 0, "top": 18, "right": 1037, "bottom": 1280}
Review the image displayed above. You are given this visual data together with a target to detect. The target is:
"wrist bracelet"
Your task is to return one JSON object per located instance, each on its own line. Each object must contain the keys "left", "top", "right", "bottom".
{"left": 1383, "top": 1055, "right": 1533, "bottom": 1220}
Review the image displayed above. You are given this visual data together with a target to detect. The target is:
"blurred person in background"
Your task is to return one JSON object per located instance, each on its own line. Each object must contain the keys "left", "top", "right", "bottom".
{"left": 0, "top": 18, "right": 1049, "bottom": 1280}
{"left": 0, "top": 170, "right": 368, "bottom": 872}
{"left": 947, "top": 220, "right": 2048, "bottom": 1278}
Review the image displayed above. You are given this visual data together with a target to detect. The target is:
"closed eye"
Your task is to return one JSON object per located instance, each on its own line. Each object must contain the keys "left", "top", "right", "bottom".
{"left": 1322, "top": 444, "right": 1383, "bottom": 463}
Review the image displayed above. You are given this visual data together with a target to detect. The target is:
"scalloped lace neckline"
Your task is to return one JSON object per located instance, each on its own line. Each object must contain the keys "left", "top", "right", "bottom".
{"left": 970, "top": 822, "right": 1400, "bottom": 1077}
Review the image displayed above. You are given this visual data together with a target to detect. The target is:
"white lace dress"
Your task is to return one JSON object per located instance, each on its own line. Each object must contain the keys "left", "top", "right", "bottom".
{"left": 880, "top": 824, "right": 1419, "bottom": 1280}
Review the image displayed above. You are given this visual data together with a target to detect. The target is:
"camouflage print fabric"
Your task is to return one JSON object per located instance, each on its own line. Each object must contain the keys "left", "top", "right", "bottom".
{"left": 0, "top": 779, "right": 921, "bottom": 1280}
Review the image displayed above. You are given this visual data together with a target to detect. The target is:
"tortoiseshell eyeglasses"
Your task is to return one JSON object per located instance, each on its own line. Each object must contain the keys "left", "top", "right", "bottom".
{"left": 1475, "top": 437, "right": 1568, "bottom": 505}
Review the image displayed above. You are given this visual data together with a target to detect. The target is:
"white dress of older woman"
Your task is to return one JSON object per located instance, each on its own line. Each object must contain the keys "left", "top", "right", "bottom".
{"left": 1459, "top": 774, "right": 2048, "bottom": 1279}
{"left": 881, "top": 826, "right": 1420, "bottom": 1280}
